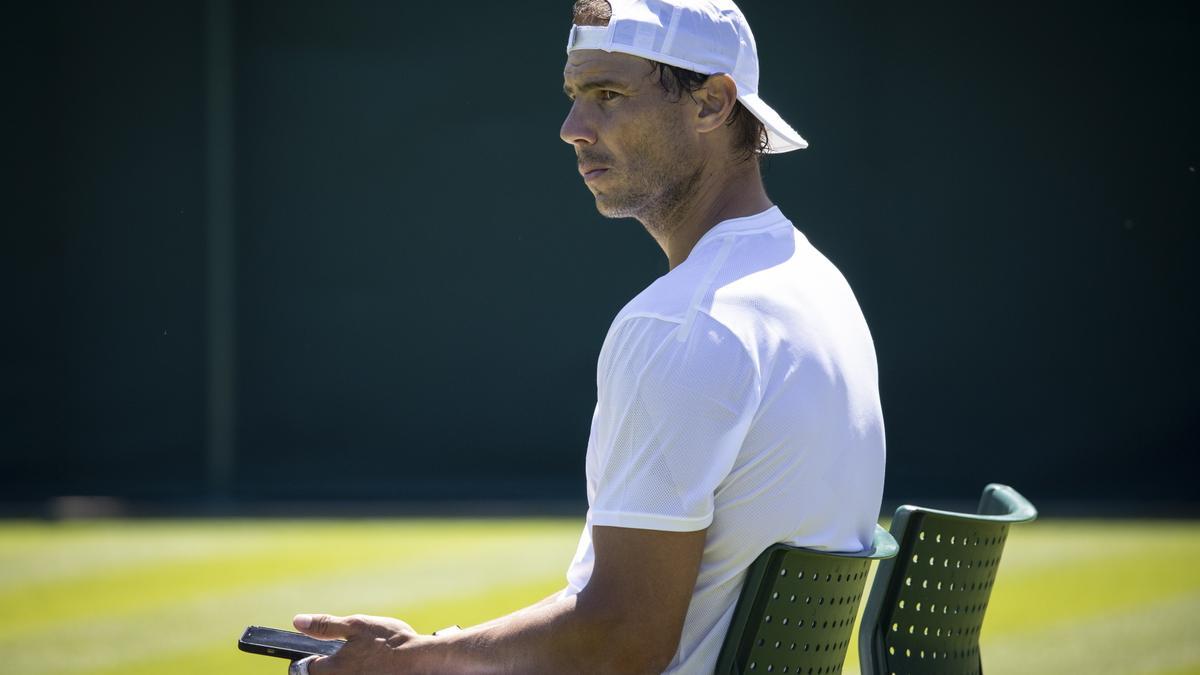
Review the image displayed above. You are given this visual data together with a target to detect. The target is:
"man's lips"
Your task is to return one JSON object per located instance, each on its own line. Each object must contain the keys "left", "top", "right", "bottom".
{"left": 579, "top": 166, "right": 610, "bottom": 182}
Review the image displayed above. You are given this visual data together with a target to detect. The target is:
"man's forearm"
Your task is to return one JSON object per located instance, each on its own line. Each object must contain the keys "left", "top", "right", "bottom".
{"left": 462, "top": 589, "right": 564, "bottom": 634}
{"left": 400, "top": 591, "right": 664, "bottom": 675}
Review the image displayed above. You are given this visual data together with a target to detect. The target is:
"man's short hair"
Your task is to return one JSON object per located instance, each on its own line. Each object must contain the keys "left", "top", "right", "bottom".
{"left": 570, "top": 0, "right": 769, "bottom": 162}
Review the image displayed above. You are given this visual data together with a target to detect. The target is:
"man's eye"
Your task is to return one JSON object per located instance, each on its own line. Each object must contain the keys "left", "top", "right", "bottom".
{"left": 598, "top": 90, "right": 621, "bottom": 101}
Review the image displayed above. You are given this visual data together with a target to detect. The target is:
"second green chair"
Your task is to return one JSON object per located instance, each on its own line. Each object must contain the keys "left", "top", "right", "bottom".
{"left": 858, "top": 483, "right": 1038, "bottom": 675}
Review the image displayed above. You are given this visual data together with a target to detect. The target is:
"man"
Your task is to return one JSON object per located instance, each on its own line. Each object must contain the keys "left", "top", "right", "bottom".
{"left": 289, "top": 1, "right": 885, "bottom": 673}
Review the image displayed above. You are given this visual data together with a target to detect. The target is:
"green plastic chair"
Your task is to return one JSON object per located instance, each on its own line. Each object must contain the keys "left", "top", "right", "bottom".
{"left": 715, "top": 525, "right": 899, "bottom": 675}
{"left": 857, "top": 484, "right": 1037, "bottom": 675}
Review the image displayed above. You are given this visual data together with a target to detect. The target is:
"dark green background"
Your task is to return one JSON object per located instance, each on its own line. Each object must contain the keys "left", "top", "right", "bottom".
{"left": 6, "top": 1, "right": 1197, "bottom": 506}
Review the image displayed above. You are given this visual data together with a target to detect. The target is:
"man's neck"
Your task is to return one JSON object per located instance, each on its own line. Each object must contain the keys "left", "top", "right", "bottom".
{"left": 640, "top": 159, "right": 773, "bottom": 270}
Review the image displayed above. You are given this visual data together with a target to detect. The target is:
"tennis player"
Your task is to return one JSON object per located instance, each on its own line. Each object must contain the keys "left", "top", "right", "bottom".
{"left": 289, "top": 1, "right": 884, "bottom": 673}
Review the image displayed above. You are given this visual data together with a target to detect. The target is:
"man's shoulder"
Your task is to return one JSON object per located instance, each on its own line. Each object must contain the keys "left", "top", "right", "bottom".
{"left": 613, "top": 223, "right": 797, "bottom": 326}
{"left": 598, "top": 300, "right": 760, "bottom": 405}
{"left": 601, "top": 226, "right": 805, "bottom": 368}
{"left": 611, "top": 277, "right": 694, "bottom": 328}
{"left": 606, "top": 266, "right": 752, "bottom": 357}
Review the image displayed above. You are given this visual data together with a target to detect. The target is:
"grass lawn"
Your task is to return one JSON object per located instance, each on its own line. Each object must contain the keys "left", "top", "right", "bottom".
{"left": 1, "top": 518, "right": 1197, "bottom": 674}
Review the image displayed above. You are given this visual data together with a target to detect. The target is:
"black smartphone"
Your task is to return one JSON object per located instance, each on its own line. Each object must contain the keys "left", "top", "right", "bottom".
{"left": 238, "top": 625, "right": 345, "bottom": 661}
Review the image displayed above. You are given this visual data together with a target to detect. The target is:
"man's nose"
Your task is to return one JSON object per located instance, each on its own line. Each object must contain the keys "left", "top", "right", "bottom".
{"left": 559, "top": 101, "right": 596, "bottom": 147}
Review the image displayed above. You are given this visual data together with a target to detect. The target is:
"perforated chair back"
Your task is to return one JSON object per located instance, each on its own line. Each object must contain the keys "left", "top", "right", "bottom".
{"left": 858, "top": 484, "right": 1037, "bottom": 675}
{"left": 715, "top": 525, "right": 899, "bottom": 675}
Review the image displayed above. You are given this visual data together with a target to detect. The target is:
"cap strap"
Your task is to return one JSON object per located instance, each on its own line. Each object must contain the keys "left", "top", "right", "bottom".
{"left": 566, "top": 25, "right": 609, "bottom": 54}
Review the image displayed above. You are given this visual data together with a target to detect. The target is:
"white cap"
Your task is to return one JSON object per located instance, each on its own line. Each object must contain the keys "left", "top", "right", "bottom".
{"left": 566, "top": 0, "right": 808, "bottom": 153}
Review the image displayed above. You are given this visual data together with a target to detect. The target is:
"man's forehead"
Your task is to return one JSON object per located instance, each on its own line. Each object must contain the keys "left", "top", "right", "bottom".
{"left": 562, "top": 50, "right": 651, "bottom": 88}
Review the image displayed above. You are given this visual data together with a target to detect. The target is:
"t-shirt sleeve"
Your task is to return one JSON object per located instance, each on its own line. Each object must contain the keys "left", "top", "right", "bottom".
{"left": 589, "top": 313, "right": 761, "bottom": 532}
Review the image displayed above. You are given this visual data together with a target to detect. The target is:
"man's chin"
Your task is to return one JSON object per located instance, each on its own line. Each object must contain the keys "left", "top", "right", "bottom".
{"left": 594, "top": 203, "right": 633, "bottom": 219}
{"left": 593, "top": 194, "right": 640, "bottom": 220}
{"left": 593, "top": 200, "right": 619, "bottom": 218}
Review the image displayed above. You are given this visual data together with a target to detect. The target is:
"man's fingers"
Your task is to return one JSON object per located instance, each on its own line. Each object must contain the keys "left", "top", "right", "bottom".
{"left": 294, "top": 613, "right": 356, "bottom": 639}
{"left": 301, "top": 655, "right": 332, "bottom": 675}
{"left": 289, "top": 614, "right": 415, "bottom": 673}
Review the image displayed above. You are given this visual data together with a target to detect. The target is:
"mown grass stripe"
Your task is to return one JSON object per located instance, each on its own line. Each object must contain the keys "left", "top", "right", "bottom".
{"left": 986, "top": 545, "right": 1200, "bottom": 633}
{"left": 3, "top": 528, "right": 577, "bottom": 674}
{"left": 983, "top": 591, "right": 1200, "bottom": 674}
{"left": 0, "top": 519, "right": 494, "bottom": 589}
{"left": 0, "top": 520, "right": 579, "bottom": 634}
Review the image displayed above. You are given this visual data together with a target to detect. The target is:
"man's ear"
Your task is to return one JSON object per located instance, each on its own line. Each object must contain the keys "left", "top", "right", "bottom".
{"left": 693, "top": 73, "right": 739, "bottom": 134}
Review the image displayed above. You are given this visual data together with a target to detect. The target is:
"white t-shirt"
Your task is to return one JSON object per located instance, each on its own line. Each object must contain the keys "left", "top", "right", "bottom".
{"left": 561, "top": 206, "right": 886, "bottom": 674}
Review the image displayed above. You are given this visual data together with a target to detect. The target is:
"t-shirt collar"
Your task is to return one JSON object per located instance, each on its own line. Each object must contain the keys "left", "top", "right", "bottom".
{"left": 692, "top": 205, "right": 788, "bottom": 251}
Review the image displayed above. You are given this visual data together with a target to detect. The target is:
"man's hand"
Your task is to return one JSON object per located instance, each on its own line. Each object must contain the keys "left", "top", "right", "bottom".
{"left": 292, "top": 613, "right": 425, "bottom": 675}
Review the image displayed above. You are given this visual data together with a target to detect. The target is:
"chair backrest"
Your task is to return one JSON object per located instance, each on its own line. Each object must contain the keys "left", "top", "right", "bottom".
{"left": 715, "top": 525, "right": 899, "bottom": 675}
{"left": 858, "top": 484, "right": 1037, "bottom": 675}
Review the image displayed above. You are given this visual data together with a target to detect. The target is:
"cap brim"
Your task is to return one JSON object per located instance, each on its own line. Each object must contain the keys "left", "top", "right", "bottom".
{"left": 739, "top": 92, "right": 808, "bottom": 153}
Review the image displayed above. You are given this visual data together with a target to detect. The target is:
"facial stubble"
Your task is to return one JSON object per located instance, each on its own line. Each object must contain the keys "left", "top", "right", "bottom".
{"left": 588, "top": 109, "right": 705, "bottom": 238}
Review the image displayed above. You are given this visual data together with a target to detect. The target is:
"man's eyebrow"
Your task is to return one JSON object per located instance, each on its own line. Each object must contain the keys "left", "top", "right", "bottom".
{"left": 563, "top": 78, "right": 627, "bottom": 97}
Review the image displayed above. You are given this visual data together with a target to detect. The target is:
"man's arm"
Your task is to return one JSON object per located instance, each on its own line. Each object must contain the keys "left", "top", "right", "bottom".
{"left": 462, "top": 589, "right": 565, "bottom": 633}
{"left": 297, "top": 525, "right": 706, "bottom": 675}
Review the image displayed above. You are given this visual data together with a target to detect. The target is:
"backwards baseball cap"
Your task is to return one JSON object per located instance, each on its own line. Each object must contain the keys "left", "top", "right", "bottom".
{"left": 566, "top": 0, "right": 808, "bottom": 153}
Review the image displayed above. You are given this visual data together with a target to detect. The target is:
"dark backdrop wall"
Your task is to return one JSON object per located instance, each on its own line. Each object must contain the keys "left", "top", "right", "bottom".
{"left": 6, "top": 1, "right": 1197, "bottom": 507}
